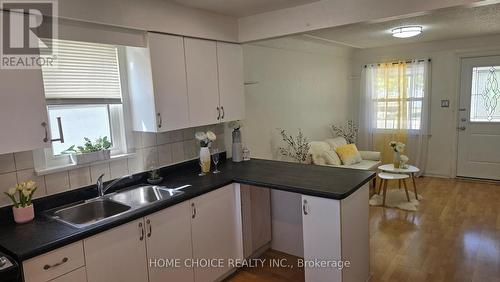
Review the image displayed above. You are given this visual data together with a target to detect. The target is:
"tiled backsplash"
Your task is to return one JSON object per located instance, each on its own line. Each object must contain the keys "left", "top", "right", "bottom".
{"left": 0, "top": 124, "right": 225, "bottom": 207}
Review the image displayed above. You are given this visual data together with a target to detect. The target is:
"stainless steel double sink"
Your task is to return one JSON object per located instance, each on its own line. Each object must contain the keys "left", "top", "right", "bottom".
{"left": 46, "top": 185, "right": 190, "bottom": 228}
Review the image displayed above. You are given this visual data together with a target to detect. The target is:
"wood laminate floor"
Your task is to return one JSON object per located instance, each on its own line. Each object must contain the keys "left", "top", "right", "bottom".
{"left": 226, "top": 177, "right": 500, "bottom": 282}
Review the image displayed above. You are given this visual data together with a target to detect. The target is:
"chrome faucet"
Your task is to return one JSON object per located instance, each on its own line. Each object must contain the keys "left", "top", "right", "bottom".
{"left": 97, "top": 174, "right": 133, "bottom": 197}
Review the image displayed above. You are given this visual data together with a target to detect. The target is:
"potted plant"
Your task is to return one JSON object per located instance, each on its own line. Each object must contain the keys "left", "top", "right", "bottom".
{"left": 389, "top": 141, "right": 406, "bottom": 168}
{"left": 63, "top": 136, "right": 112, "bottom": 164}
{"left": 4, "top": 180, "right": 37, "bottom": 223}
{"left": 195, "top": 131, "right": 216, "bottom": 174}
{"left": 277, "top": 128, "right": 311, "bottom": 164}
{"left": 147, "top": 167, "right": 163, "bottom": 185}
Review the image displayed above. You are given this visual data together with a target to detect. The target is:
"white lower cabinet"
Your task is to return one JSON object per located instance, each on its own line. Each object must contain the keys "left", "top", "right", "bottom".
{"left": 84, "top": 219, "right": 149, "bottom": 282}
{"left": 145, "top": 201, "right": 194, "bottom": 282}
{"left": 190, "top": 184, "right": 242, "bottom": 282}
{"left": 302, "top": 184, "right": 369, "bottom": 282}
{"left": 83, "top": 184, "right": 241, "bottom": 282}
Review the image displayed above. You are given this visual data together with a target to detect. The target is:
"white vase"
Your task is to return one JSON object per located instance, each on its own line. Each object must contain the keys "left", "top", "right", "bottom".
{"left": 199, "top": 147, "right": 211, "bottom": 173}
{"left": 13, "top": 204, "right": 35, "bottom": 224}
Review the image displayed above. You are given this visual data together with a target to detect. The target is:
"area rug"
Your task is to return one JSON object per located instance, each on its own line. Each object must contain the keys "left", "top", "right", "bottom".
{"left": 369, "top": 189, "right": 422, "bottom": 211}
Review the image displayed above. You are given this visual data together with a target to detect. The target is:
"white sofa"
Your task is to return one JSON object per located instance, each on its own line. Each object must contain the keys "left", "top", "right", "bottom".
{"left": 309, "top": 137, "right": 381, "bottom": 171}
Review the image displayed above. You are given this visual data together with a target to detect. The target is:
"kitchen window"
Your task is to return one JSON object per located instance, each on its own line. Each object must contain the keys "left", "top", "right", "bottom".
{"left": 40, "top": 39, "right": 127, "bottom": 162}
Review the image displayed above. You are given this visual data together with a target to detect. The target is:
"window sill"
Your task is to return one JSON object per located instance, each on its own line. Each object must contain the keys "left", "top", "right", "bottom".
{"left": 35, "top": 153, "right": 136, "bottom": 176}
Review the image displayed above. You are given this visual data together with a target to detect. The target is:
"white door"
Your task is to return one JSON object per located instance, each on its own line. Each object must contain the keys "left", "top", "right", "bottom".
{"left": 191, "top": 185, "right": 242, "bottom": 282}
{"left": 145, "top": 202, "right": 194, "bottom": 282}
{"left": 302, "top": 195, "right": 342, "bottom": 282}
{"left": 0, "top": 69, "right": 50, "bottom": 154}
{"left": 457, "top": 56, "right": 500, "bottom": 180}
{"left": 149, "top": 33, "right": 190, "bottom": 131}
{"left": 84, "top": 219, "right": 148, "bottom": 282}
{"left": 217, "top": 42, "right": 245, "bottom": 122}
{"left": 184, "top": 38, "right": 220, "bottom": 127}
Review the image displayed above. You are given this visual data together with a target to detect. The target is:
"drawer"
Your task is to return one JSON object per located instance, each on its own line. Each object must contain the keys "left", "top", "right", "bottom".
{"left": 23, "top": 241, "right": 85, "bottom": 282}
{"left": 49, "top": 267, "right": 87, "bottom": 282}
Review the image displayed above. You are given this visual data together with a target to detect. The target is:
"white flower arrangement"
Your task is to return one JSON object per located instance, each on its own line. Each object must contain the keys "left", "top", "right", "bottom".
{"left": 389, "top": 141, "right": 406, "bottom": 153}
{"left": 228, "top": 120, "right": 242, "bottom": 130}
{"left": 4, "top": 180, "right": 37, "bottom": 208}
{"left": 195, "top": 130, "right": 216, "bottom": 147}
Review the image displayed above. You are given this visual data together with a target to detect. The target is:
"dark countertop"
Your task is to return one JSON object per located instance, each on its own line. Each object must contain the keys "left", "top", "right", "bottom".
{"left": 0, "top": 159, "right": 374, "bottom": 261}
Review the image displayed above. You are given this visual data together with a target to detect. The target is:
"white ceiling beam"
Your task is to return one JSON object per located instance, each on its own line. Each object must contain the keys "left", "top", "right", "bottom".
{"left": 238, "top": 0, "right": 488, "bottom": 42}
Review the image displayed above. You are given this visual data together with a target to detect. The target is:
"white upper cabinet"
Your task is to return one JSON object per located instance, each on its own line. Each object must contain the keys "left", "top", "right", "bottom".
{"left": 0, "top": 68, "right": 50, "bottom": 154}
{"left": 216, "top": 42, "right": 245, "bottom": 122}
{"left": 149, "top": 33, "right": 190, "bottom": 131}
{"left": 184, "top": 38, "right": 221, "bottom": 127}
{"left": 127, "top": 33, "right": 189, "bottom": 132}
{"left": 128, "top": 35, "right": 245, "bottom": 132}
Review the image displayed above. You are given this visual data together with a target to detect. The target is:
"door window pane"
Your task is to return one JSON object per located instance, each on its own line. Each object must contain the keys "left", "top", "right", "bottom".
{"left": 48, "top": 105, "right": 112, "bottom": 155}
{"left": 470, "top": 66, "right": 500, "bottom": 122}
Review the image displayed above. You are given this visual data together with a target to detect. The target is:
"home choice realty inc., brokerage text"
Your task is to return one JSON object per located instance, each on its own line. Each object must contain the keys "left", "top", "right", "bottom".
{"left": 149, "top": 258, "right": 351, "bottom": 270}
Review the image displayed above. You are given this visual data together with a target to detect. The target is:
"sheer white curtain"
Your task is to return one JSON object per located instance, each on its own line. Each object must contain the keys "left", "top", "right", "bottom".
{"left": 358, "top": 60, "right": 431, "bottom": 175}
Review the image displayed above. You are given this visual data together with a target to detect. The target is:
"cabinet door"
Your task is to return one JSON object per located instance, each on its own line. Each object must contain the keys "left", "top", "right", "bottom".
{"left": 184, "top": 38, "right": 220, "bottom": 127}
{"left": 84, "top": 219, "right": 148, "bottom": 282}
{"left": 191, "top": 185, "right": 242, "bottom": 282}
{"left": 217, "top": 42, "right": 245, "bottom": 122}
{"left": 149, "top": 33, "right": 190, "bottom": 131}
{"left": 145, "top": 202, "right": 194, "bottom": 282}
{"left": 240, "top": 185, "right": 271, "bottom": 258}
{"left": 0, "top": 69, "right": 49, "bottom": 154}
{"left": 302, "top": 195, "right": 342, "bottom": 282}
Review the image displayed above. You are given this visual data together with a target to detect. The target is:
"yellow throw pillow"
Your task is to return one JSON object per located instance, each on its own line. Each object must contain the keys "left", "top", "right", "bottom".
{"left": 335, "top": 144, "right": 362, "bottom": 165}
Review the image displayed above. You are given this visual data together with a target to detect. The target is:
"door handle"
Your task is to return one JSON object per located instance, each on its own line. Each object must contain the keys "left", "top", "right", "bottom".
{"left": 457, "top": 126, "right": 466, "bottom": 131}
{"left": 146, "top": 219, "right": 152, "bottom": 238}
{"left": 302, "top": 199, "right": 308, "bottom": 215}
{"left": 191, "top": 202, "right": 196, "bottom": 219}
{"left": 458, "top": 108, "right": 467, "bottom": 112}
{"left": 139, "top": 222, "right": 144, "bottom": 241}
{"left": 216, "top": 107, "right": 221, "bottom": 120}
{"left": 157, "top": 113, "right": 162, "bottom": 128}
{"left": 221, "top": 106, "right": 225, "bottom": 120}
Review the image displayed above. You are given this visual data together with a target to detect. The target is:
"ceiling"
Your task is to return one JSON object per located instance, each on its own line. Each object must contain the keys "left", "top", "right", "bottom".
{"left": 305, "top": 3, "right": 500, "bottom": 49}
{"left": 172, "top": 0, "right": 320, "bottom": 17}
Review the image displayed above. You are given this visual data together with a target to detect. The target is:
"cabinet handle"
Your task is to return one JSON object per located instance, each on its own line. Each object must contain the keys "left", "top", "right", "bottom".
{"left": 139, "top": 222, "right": 144, "bottom": 241}
{"left": 303, "top": 199, "right": 308, "bottom": 215}
{"left": 221, "top": 106, "right": 225, "bottom": 120}
{"left": 41, "top": 122, "right": 49, "bottom": 143}
{"left": 41, "top": 117, "right": 65, "bottom": 143}
{"left": 146, "top": 219, "right": 152, "bottom": 238}
{"left": 157, "top": 113, "right": 162, "bottom": 128}
{"left": 43, "top": 257, "right": 68, "bottom": 270}
{"left": 216, "top": 107, "right": 221, "bottom": 120}
{"left": 191, "top": 202, "right": 196, "bottom": 219}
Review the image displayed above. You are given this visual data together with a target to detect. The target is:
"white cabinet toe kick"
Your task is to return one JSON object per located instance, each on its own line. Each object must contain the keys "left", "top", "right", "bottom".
{"left": 22, "top": 183, "right": 369, "bottom": 282}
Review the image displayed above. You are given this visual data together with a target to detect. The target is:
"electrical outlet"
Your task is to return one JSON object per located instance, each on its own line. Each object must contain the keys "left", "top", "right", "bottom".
{"left": 441, "top": 100, "right": 450, "bottom": 108}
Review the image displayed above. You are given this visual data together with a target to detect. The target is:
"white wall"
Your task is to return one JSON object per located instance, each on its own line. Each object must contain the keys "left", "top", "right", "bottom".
{"left": 239, "top": 37, "right": 354, "bottom": 256}
{"left": 58, "top": 0, "right": 238, "bottom": 42}
{"left": 352, "top": 33, "right": 500, "bottom": 177}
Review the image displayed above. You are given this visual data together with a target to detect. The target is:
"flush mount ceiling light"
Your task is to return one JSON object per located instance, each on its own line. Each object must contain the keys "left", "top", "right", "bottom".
{"left": 391, "top": 26, "right": 422, "bottom": 38}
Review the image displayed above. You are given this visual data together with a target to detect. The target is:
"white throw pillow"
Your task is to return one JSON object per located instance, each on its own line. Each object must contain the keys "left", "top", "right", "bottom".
{"left": 325, "top": 137, "right": 348, "bottom": 151}
{"left": 309, "top": 141, "right": 341, "bottom": 166}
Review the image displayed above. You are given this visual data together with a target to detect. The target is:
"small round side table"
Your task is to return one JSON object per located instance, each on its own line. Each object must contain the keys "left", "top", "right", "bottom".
{"left": 378, "top": 164, "right": 420, "bottom": 200}
{"left": 377, "top": 172, "right": 410, "bottom": 206}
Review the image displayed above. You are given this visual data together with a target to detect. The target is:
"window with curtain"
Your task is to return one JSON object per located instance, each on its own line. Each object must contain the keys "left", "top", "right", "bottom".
{"left": 41, "top": 39, "right": 126, "bottom": 156}
{"left": 372, "top": 62, "right": 425, "bottom": 130}
{"left": 359, "top": 60, "right": 430, "bottom": 173}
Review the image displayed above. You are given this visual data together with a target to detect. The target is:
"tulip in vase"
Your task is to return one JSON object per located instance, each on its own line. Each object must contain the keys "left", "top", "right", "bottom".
{"left": 195, "top": 131, "right": 217, "bottom": 175}
{"left": 4, "top": 180, "right": 37, "bottom": 223}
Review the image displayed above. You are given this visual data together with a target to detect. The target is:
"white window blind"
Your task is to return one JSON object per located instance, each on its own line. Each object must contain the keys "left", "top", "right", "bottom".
{"left": 41, "top": 39, "right": 122, "bottom": 103}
